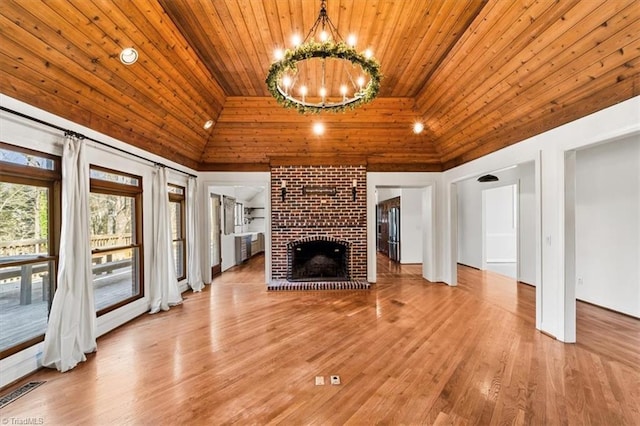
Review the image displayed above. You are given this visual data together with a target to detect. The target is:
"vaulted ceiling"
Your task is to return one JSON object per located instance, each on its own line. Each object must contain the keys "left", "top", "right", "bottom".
{"left": 1, "top": 1, "right": 638, "bottom": 171}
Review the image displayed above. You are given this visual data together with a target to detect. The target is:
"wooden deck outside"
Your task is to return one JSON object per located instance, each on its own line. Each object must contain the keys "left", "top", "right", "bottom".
{"left": 0, "top": 253, "right": 638, "bottom": 424}
{"left": 0, "top": 265, "right": 134, "bottom": 352}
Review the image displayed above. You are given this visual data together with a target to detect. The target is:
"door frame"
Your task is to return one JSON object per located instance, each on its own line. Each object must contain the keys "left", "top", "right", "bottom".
{"left": 481, "top": 182, "right": 519, "bottom": 277}
{"left": 367, "top": 179, "right": 436, "bottom": 283}
{"left": 210, "top": 193, "right": 222, "bottom": 278}
{"left": 201, "top": 174, "right": 271, "bottom": 284}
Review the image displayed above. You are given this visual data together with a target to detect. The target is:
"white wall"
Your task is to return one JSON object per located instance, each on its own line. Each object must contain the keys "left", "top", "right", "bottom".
{"left": 518, "top": 162, "right": 536, "bottom": 285}
{"left": 457, "top": 178, "right": 482, "bottom": 268}
{"left": 377, "top": 188, "right": 401, "bottom": 202}
{"left": 0, "top": 94, "right": 198, "bottom": 387}
{"left": 400, "top": 188, "right": 423, "bottom": 264}
{"left": 246, "top": 190, "right": 266, "bottom": 233}
{"left": 575, "top": 136, "right": 640, "bottom": 318}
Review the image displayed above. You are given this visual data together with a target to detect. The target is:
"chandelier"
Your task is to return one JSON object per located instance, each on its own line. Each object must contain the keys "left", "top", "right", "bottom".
{"left": 265, "top": 0, "right": 381, "bottom": 114}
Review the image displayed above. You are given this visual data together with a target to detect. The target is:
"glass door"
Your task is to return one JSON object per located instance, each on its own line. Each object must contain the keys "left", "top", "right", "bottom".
{"left": 210, "top": 193, "right": 222, "bottom": 277}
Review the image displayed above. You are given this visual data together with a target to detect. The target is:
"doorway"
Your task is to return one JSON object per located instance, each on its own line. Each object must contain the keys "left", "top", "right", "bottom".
{"left": 454, "top": 162, "right": 536, "bottom": 286}
{"left": 207, "top": 184, "right": 268, "bottom": 283}
{"left": 370, "top": 185, "right": 434, "bottom": 283}
{"left": 376, "top": 196, "right": 401, "bottom": 262}
{"left": 482, "top": 184, "right": 518, "bottom": 279}
{"left": 210, "top": 193, "right": 221, "bottom": 277}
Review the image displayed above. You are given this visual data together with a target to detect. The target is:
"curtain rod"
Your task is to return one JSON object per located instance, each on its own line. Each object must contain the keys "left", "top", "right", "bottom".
{"left": 0, "top": 106, "right": 198, "bottom": 179}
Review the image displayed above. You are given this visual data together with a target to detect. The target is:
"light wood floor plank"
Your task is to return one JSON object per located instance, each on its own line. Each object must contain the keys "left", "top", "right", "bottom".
{"left": 1, "top": 254, "right": 638, "bottom": 424}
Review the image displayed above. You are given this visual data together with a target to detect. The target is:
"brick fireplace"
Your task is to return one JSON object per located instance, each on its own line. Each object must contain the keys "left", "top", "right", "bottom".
{"left": 270, "top": 165, "right": 368, "bottom": 289}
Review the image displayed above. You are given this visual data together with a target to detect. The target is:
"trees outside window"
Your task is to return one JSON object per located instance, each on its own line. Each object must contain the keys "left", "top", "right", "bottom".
{"left": 0, "top": 142, "right": 60, "bottom": 358}
{"left": 235, "top": 202, "right": 244, "bottom": 227}
{"left": 168, "top": 184, "right": 186, "bottom": 281}
{"left": 89, "top": 166, "right": 143, "bottom": 315}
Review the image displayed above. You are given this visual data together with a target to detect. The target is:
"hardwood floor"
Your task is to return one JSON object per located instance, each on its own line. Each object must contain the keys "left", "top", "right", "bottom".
{"left": 1, "top": 254, "right": 639, "bottom": 424}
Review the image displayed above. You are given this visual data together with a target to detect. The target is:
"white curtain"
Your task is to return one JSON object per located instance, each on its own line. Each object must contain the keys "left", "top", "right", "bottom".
{"left": 149, "top": 166, "right": 182, "bottom": 313}
{"left": 42, "top": 135, "right": 97, "bottom": 372}
{"left": 187, "top": 177, "right": 204, "bottom": 292}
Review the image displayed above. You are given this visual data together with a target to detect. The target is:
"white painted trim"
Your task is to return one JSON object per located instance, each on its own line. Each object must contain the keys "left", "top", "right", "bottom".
{"left": 563, "top": 151, "right": 577, "bottom": 343}
{"left": 423, "top": 185, "right": 437, "bottom": 282}
{"left": 448, "top": 182, "right": 458, "bottom": 286}
{"left": 535, "top": 151, "right": 543, "bottom": 332}
{"left": 481, "top": 188, "right": 487, "bottom": 271}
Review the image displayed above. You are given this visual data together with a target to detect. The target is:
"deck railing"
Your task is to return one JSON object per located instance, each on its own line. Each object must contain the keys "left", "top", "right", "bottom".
{"left": 0, "top": 236, "right": 135, "bottom": 305}
{"left": 1, "top": 235, "right": 135, "bottom": 304}
{"left": 0, "top": 235, "right": 132, "bottom": 257}
{"left": 0, "top": 238, "right": 48, "bottom": 257}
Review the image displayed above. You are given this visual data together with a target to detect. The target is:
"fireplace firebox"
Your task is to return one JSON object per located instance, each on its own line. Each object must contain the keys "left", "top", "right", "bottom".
{"left": 288, "top": 238, "right": 350, "bottom": 281}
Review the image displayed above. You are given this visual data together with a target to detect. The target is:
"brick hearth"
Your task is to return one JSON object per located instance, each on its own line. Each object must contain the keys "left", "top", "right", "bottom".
{"left": 271, "top": 165, "right": 367, "bottom": 284}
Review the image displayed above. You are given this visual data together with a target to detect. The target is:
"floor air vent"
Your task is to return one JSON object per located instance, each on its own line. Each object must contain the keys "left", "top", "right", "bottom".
{"left": 0, "top": 381, "right": 46, "bottom": 409}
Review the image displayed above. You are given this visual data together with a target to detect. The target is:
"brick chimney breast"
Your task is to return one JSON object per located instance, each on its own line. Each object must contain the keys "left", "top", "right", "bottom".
{"left": 271, "top": 165, "right": 366, "bottom": 281}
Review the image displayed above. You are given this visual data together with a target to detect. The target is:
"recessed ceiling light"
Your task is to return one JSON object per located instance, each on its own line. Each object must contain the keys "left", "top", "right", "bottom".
{"left": 312, "top": 122, "right": 325, "bottom": 135}
{"left": 120, "top": 47, "right": 138, "bottom": 65}
{"left": 203, "top": 120, "right": 214, "bottom": 130}
{"left": 413, "top": 122, "right": 424, "bottom": 134}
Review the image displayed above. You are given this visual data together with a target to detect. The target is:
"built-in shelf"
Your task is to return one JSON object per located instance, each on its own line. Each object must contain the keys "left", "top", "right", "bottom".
{"left": 245, "top": 207, "right": 265, "bottom": 222}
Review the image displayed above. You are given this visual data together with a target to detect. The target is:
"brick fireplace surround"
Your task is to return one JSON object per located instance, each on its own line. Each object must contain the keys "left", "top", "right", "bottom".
{"left": 269, "top": 165, "right": 369, "bottom": 290}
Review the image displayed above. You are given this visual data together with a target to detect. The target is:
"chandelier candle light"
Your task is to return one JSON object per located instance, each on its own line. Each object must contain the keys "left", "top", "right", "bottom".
{"left": 266, "top": 0, "right": 382, "bottom": 114}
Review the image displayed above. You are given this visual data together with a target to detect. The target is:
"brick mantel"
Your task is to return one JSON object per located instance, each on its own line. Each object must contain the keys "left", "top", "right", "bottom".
{"left": 271, "top": 165, "right": 367, "bottom": 281}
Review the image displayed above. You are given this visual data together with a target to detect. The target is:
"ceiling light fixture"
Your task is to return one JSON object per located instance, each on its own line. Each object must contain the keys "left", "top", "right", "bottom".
{"left": 203, "top": 120, "right": 214, "bottom": 130}
{"left": 413, "top": 122, "right": 424, "bottom": 134}
{"left": 119, "top": 47, "right": 139, "bottom": 65}
{"left": 477, "top": 174, "right": 499, "bottom": 183}
{"left": 265, "top": 0, "right": 381, "bottom": 114}
{"left": 312, "top": 122, "right": 325, "bottom": 135}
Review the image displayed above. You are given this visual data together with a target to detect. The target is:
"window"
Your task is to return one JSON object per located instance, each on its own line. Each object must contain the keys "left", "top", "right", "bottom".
{"left": 235, "top": 202, "right": 244, "bottom": 227}
{"left": 89, "top": 166, "right": 143, "bottom": 314}
{"left": 168, "top": 184, "right": 186, "bottom": 281}
{"left": 223, "top": 196, "right": 235, "bottom": 235}
{"left": 0, "top": 142, "right": 60, "bottom": 358}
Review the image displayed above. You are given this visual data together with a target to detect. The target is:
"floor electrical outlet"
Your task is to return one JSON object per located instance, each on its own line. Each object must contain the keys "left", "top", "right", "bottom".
{"left": 315, "top": 376, "right": 325, "bottom": 386}
{"left": 330, "top": 375, "right": 341, "bottom": 385}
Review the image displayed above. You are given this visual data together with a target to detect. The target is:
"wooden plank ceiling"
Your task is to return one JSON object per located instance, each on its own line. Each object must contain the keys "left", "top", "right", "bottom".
{"left": 0, "top": 0, "right": 638, "bottom": 171}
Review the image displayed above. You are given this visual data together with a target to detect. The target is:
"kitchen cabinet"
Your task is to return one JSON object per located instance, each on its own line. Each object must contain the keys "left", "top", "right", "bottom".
{"left": 235, "top": 232, "right": 265, "bottom": 265}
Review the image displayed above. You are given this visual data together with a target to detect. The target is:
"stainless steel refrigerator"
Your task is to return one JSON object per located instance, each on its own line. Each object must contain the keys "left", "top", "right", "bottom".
{"left": 388, "top": 206, "right": 400, "bottom": 262}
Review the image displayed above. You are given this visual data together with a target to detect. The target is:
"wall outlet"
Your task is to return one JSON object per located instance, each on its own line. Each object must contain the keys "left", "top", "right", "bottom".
{"left": 315, "top": 376, "right": 325, "bottom": 386}
{"left": 330, "top": 375, "right": 341, "bottom": 385}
